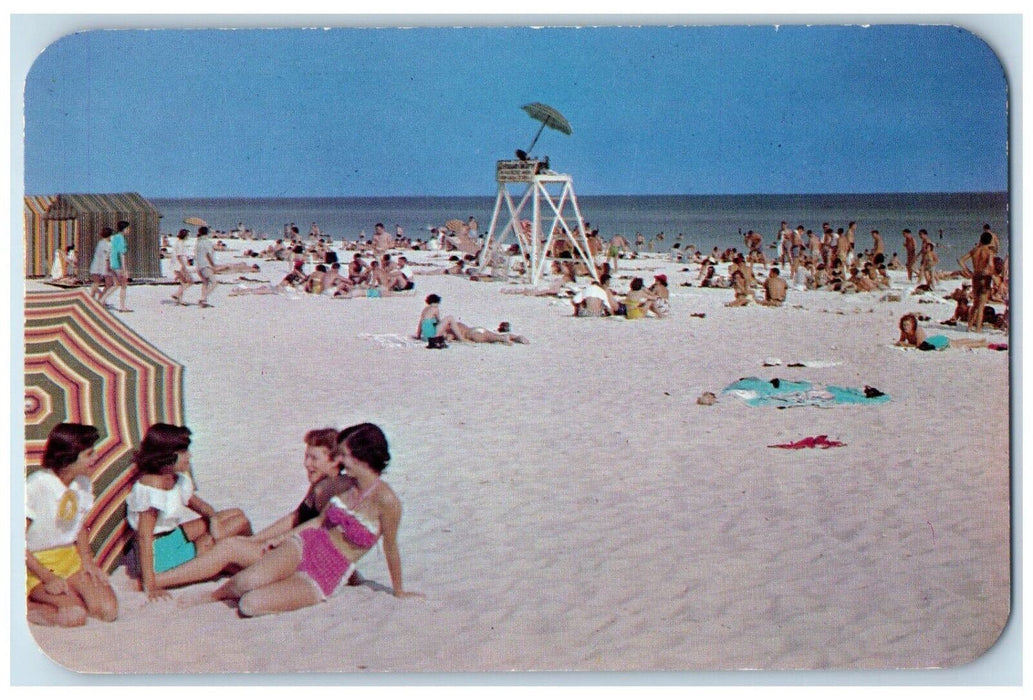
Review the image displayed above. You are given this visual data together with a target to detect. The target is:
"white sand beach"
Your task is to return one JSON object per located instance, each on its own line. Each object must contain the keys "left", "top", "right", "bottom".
{"left": 24, "top": 242, "right": 1010, "bottom": 673}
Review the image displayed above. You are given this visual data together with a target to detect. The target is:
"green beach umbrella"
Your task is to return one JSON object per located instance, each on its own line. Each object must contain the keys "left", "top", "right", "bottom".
{"left": 521, "top": 102, "right": 572, "bottom": 156}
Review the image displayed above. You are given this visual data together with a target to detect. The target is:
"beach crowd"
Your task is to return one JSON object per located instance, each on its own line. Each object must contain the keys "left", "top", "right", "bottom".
{"left": 32, "top": 210, "right": 1009, "bottom": 628}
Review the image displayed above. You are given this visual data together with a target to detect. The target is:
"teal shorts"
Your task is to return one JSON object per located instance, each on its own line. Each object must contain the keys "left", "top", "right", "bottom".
{"left": 152, "top": 526, "right": 197, "bottom": 573}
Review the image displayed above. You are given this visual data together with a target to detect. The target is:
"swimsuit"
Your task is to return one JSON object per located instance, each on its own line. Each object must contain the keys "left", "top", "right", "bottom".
{"left": 295, "top": 481, "right": 381, "bottom": 599}
{"left": 151, "top": 526, "right": 197, "bottom": 572}
{"left": 420, "top": 317, "right": 439, "bottom": 339}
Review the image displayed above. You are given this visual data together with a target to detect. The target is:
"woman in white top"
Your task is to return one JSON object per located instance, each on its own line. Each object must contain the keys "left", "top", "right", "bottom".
{"left": 88, "top": 228, "right": 114, "bottom": 300}
{"left": 26, "top": 423, "right": 118, "bottom": 626}
{"left": 170, "top": 229, "right": 194, "bottom": 305}
{"left": 127, "top": 424, "right": 251, "bottom": 601}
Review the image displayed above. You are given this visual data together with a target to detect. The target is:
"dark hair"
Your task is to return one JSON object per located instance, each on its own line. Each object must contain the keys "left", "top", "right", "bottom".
{"left": 116, "top": 221, "right": 130, "bottom": 232}
{"left": 771, "top": 267, "right": 781, "bottom": 276}
{"left": 338, "top": 423, "right": 390, "bottom": 473}
{"left": 305, "top": 428, "right": 342, "bottom": 459}
{"left": 197, "top": 226, "right": 209, "bottom": 236}
{"left": 426, "top": 294, "right": 441, "bottom": 304}
{"left": 41, "top": 423, "right": 100, "bottom": 473}
{"left": 134, "top": 424, "right": 192, "bottom": 474}
{"left": 178, "top": 229, "right": 189, "bottom": 239}
{"left": 980, "top": 231, "right": 994, "bottom": 245}
{"left": 629, "top": 277, "right": 644, "bottom": 291}
{"left": 100, "top": 227, "right": 113, "bottom": 238}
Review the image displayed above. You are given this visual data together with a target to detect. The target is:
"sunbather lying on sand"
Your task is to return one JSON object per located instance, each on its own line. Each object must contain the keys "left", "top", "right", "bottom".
{"left": 895, "top": 312, "right": 987, "bottom": 350}
{"left": 214, "top": 262, "right": 262, "bottom": 274}
{"left": 436, "top": 317, "right": 529, "bottom": 344}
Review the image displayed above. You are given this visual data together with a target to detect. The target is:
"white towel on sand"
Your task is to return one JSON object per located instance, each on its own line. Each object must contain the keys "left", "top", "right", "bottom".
{"left": 358, "top": 333, "right": 423, "bottom": 349}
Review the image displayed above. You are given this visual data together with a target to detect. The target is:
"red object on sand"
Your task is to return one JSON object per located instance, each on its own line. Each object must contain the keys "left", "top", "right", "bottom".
{"left": 769, "top": 435, "right": 846, "bottom": 449}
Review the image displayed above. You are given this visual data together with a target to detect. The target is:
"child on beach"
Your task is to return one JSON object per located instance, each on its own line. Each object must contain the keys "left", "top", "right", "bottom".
{"left": 127, "top": 424, "right": 252, "bottom": 601}
{"left": 192, "top": 423, "right": 422, "bottom": 616}
{"left": 26, "top": 423, "right": 119, "bottom": 627}
{"left": 140, "top": 428, "right": 361, "bottom": 594}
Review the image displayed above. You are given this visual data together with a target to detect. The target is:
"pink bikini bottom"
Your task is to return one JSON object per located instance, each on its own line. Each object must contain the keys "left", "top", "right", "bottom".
{"left": 294, "top": 528, "right": 355, "bottom": 600}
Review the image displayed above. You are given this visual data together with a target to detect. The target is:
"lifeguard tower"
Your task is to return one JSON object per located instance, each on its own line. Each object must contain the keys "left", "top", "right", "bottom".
{"left": 477, "top": 103, "right": 599, "bottom": 285}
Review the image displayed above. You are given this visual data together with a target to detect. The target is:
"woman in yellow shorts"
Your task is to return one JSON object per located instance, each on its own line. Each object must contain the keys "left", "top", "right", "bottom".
{"left": 26, "top": 423, "right": 118, "bottom": 627}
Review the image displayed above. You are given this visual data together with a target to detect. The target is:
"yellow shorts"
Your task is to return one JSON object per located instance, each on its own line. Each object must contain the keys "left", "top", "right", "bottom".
{"left": 27, "top": 546, "right": 83, "bottom": 594}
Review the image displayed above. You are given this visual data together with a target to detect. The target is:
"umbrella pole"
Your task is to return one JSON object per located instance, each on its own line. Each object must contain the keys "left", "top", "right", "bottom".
{"left": 525, "top": 119, "right": 549, "bottom": 155}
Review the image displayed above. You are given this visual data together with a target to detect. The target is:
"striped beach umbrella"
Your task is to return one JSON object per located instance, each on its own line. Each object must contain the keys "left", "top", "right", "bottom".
{"left": 24, "top": 289, "right": 184, "bottom": 572}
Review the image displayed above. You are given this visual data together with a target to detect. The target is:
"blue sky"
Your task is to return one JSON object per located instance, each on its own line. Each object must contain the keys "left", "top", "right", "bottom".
{"left": 23, "top": 23, "right": 1009, "bottom": 197}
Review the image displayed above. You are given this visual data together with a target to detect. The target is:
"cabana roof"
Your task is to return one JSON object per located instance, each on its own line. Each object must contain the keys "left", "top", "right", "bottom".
{"left": 43, "top": 192, "right": 160, "bottom": 219}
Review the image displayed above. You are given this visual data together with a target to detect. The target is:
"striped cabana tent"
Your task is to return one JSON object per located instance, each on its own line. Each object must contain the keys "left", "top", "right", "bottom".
{"left": 24, "top": 192, "right": 162, "bottom": 281}
{"left": 24, "top": 195, "right": 72, "bottom": 278}
{"left": 25, "top": 289, "right": 185, "bottom": 572}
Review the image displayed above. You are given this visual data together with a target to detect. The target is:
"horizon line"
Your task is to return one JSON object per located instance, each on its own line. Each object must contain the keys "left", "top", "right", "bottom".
{"left": 134, "top": 190, "right": 1009, "bottom": 200}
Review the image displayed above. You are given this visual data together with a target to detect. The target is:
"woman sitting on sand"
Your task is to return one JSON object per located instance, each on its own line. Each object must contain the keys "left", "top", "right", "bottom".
{"left": 724, "top": 269, "right": 753, "bottom": 307}
{"left": 126, "top": 424, "right": 252, "bottom": 601}
{"left": 941, "top": 285, "right": 971, "bottom": 326}
{"left": 648, "top": 274, "right": 670, "bottom": 315}
{"left": 571, "top": 274, "right": 620, "bottom": 317}
{"left": 189, "top": 424, "right": 422, "bottom": 616}
{"left": 623, "top": 277, "right": 666, "bottom": 319}
{"left": 142, "top": 427, "right": 362, "bottom": 594}
{"left": 416, "top": 294, "right": 444, "bottom": 340}
{"left": 303, "top": 264, "right": 329, "bottom": 294}
{"left": 699, "top": 265, "right": 725, "bottom": 288}
{"left": 895, "top": 312, "right": 986, "bottom": 350}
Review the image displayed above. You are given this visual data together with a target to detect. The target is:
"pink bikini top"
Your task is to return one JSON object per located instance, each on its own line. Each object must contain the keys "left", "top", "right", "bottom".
{"left": 323, "top": 480, "right": 380, "bottom": 549}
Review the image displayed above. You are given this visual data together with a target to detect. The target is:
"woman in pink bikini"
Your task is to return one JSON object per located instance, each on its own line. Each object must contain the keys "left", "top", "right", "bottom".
{"left": 198, "top": 423, "right": 421, "bottom": 616}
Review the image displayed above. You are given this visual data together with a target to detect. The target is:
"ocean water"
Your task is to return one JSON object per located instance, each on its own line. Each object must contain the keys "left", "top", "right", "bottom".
{"left": 151, "top": 192, "right": 1010, "bottom": 259}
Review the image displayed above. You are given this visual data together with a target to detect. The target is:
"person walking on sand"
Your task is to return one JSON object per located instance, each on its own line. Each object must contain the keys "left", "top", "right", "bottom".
{"left": 193, "top": 226, "right": 217, "bottom": 308}
{"left": 170, "top": 229, "right": 194, "bottom": 305}
{"left": 871, "top": 229, "right": 884, "bottom": 260}
{"left": 958, "top": 231, "right": 996, "bottom": 333}
{"left": 99, "top": 220, "right": 131, "bottom": 312}
{"left": 88, "top": 227, "right": 114, "bottom": 301}
{"left": 918, "top": 229, "right": 939, "bottom": 290}
{"left": 902, "top": 229, "right": 917, "bottom": 281}
{"left": 607, "top": 234, "right": 629, "bottom": 272}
